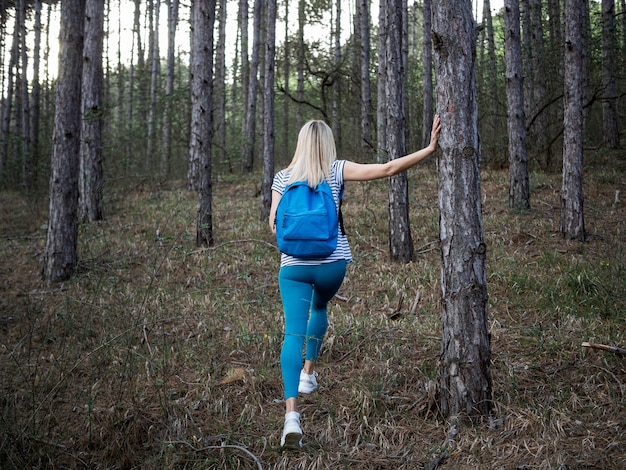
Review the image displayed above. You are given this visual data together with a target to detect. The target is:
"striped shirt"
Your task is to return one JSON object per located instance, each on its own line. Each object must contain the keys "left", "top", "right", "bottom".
{"left": 272, "top": 159, "right": 353, "bottom": 267}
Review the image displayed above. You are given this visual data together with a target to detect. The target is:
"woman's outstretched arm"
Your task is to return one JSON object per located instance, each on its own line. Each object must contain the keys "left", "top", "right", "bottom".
{"left": 343, "top": 115, "right": 441, "bottom": 182}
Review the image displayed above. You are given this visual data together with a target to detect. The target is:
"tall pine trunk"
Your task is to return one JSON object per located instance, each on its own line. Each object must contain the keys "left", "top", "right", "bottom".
{"left": 282, "top": 0, "right": 290, "bottom": 164}
{"left": 422, "top": 0, "right": 433, "bottom": 148}
{"left": 0, "top": 14, "right": 18, "bottom": 176}
{"left": 215, "top": 0, "right": 227, "bottom": 169}
{"left": 17, "top": 0, "right": 31, "bottom": 189}
{"left": 261, "top": 0, "right": 276, "bottom": 222}
{"left": 162, "top": 0, "right": 179, "bottom": 178}
{"left": 561, "top": 0, "right": 586, "bottom": 241}
{"left": 432, "top": 0, "right": 492, "bottom": 418}
{"left": 359, "top": 0, "right": 372, "bottom": 153}
{"left": 601, "top": 0, "right": 620, "bottom": 149}
{"left": 296, "top": 0, "right": 305, "bottom": 126}
{"left": 190, "top": 0, "right": 216, "bottom": 246}
{"left": 43, "top": 0, "right": 86, "bottom": 282}
{"left": 239, "top": 0, "right": 249, "bottom": 169}
{"left": 504, "top": 0, "right": 530, "bottom": 210}
{"left": 376, "top": 0, "right": 387, "bottom": 163}
{"left": 483, "top": 0, "right": 499, "bottom": 160}
{"left": 331, "top": 0, "right": 341, "bottom": 146}
{"left": 79, "top": 0, "right": 105, "bottom": 222}
{"left": 27, "top": 0, "right": 43, "bottom": 190}
{"left": 385, "top": 0, "right": 412, "bottom": 263}
{"left": 147, "top": 0, "right": 161, "bottom": 168}
{"left": 243, "top": 0, "right": 261, "bottom": 173}
{"left": 530, "top": 0, "right": 549, "bottom": 167}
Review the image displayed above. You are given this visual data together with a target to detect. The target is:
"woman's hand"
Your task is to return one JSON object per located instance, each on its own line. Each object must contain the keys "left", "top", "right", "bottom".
{"left": 429, "top": 115, "right": 441, "bottom": 151}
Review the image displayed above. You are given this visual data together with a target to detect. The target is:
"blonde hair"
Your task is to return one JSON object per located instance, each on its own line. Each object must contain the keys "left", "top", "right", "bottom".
{"left": 286, "top": 120, "right": 337, "bottom": 186}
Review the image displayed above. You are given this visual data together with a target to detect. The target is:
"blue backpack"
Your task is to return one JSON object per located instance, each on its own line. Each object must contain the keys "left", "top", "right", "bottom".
{"left": 275, "top": 180, "right": 344, "bottom": 259}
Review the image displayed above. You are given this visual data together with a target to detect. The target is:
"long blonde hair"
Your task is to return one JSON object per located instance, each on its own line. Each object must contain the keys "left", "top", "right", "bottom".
{"left": 286, "top": 120, "right": 337, "bottom": 186}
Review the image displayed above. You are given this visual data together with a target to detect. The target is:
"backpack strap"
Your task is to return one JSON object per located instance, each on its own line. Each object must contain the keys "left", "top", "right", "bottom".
{"left": 338, "top": 184, "right": 346, "bottom": 235}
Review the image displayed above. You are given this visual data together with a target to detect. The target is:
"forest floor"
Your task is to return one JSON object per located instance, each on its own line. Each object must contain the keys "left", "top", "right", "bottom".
{"left": 1, "top": 150, "right": 625, "bottom": 469}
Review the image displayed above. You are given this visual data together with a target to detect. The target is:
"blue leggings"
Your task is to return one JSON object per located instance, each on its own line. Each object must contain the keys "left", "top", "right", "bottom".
{"left": 278, "top": 260, "right": 347, "bottom": 400}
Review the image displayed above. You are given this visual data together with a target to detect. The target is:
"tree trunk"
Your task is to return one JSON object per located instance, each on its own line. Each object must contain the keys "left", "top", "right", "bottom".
{"left": 529, "top": 0, "right": 549, "bottom": 167}
{"left": 520, "top": 0, "right": 534, "bottom": 146}
{"left": 0, "top": 6, "right": 6, "bottom": 92}
{"left": 548, "top": 0, "right": 562, "bottom": 50}
{"left": 504, "top": 0, "right": 530, "bottom": 210}
{"left": 27, "top": 0, "right": 43, "bottom": 190}
{"left": 146, "top": 0, "right": 161, "bottom": 168}
{"left": 601, "top": 0, "right": 620, "bottom": 149}
{"left": 43, "top": 0, "right": 86, "bottom": 283}
{"left": 331, "top": 0, "right": 341, "bottom": 146}
{"left": 239, "top": 0, "right": 249, "bottom": 169}
{"left": 103, "top": 0, "right": 110, "bottom": 137}
{"left": 282, "top": 0, "right": 290, "bottom": 164}
{"left": 376, "top": 0, "right": 387, "bottom": 163}
{"left": 547, "top": 0, "right": 563, "bottom": 146}
{"left": 215, "top": 0, "right": 227, "bottom": 168}
{"left": 42, "top": 3, "right": 52, "bottom": 123}
{"left": 296, "top": 0, "right": 305, "bottom": 126}
{"left": 561, "top": 0, "right": 586, "bottom": 241}
{"left": 432, "top": 0, "right": 492, "bottom": 418}
{"left": 256, "top": 2, "right": 266, "bottom": 141}
{"left": 190, "top": 0, "right": 216, "bottom": 247}
{"left": 116, "top": 0, "right": 125, "bottom": 147}
{"left": 162, "top": 0, "right": 179, "bottom": 178}
{"left": 261, "top": 0, "right": 276, "bottom": 223}
{"left": 385, "top": 0, "right": 413, "bottom": 263}
{"left": 483, "top": 0, "right": 499, "bottom": 160}
{"left": 359, "top": 0, "right": 372, "bottom": 153}
{"left": 621, "top": 0, "right": 626, "bottom": 74}
{"left": 0, "top": 14, "right": 18, "bottom": 176}
{"left": 16, "top": 0, "right": 32, "bottom": 190}
{"left": 79, "top": 0, "right": 105, "bottom": 222}
{"left": 422, "top": 0, "right": 433, "bottom": 148}
{"left": 243, "top": 0, "right": 261, "bottom": 173}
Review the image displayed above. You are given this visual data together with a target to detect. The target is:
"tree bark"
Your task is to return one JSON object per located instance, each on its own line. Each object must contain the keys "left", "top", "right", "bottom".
{"left": 621, "top": 0, "right": 626, "bottom": 74}
{"left": 0, "top": 12, "right": 18, "bottom": 177}
{"left": 483, "top": 0, "right": 499, "bottom": 161}
{"left": 261, "top": 0, "right": 276, "bottom": 223}
{"left": 359, "top": 0, "right": 372, "bottom": 153}
{"left": 422, "top": 0, "right": 434, "bottom": 148}
{"left": 190, "top": 0, "right": 216, "bottom": 247}
{"left": 520, "top": 0, "right": 534, "bottom": 142}
{"left": 504, "top": 0, "right": 530, "bottom": 210}
{"left": 162, "top": 0, "right": 179, "bottom": 178}
{"left": 385, "top": 0, "right": 413, "bottom": 263}
{"left": 432, "top": 0, "right": 492, "bottom": 418}
{"left": 561, "top": 0, "right": 586, "bottom": 241}
{"left": 282, "top": 0, "right": 290, "bottom": 165}
{"left": 243, "top": 0, "right": 261, "bottom": 173}
{"left": 79, "top": 0, "right": 105, "bottom": 222}
{"left": 146, "top": 0, "right": 161, "bottom": 167}
{"left": 215, "top": 0, "right": 228, "bottom": 168}
{"left": 239, "top": 0, "right": 249, "bottom": 169}
{"left": 43, "top": 0, "right": 86, "bottom": 282}
{"left": 376, "top": 0, "right": 387, "bottom": 163}
{"left": 331, "top": 0, "right": 341, "bottom": 146}
{"left": 601, "top": 0, "right": 620, "bottom": 149}
{"left": 16, "top": 0, "right": 32, "bottom": 190}
{"left": 529, "top": 0, "right": 549, "bottom": 167}
{"left": 27, "top": 0, "right": 43, "bottom": 190}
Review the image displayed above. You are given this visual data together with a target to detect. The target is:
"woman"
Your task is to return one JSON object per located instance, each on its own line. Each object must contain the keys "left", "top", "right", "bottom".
{"left": 269, "top": 115, "right": 441, "bottom": 448}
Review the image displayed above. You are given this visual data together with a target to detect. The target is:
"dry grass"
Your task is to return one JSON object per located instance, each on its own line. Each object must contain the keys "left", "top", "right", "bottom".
{"left": 1, "top": 152, "right": 624, "bottom": 469}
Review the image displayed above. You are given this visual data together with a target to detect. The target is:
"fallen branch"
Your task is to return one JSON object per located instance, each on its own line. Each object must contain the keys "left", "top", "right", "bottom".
{"left": 582, "top": 342, "right": 626, "bottom": 357}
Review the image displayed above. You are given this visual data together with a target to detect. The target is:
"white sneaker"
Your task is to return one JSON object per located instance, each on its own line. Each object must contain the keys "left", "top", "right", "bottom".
{"left": 280, "top": 411, "right": 302, "bottom": 448}
{"left": 298, "top": 370, "right": 318, "bottom": 394}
